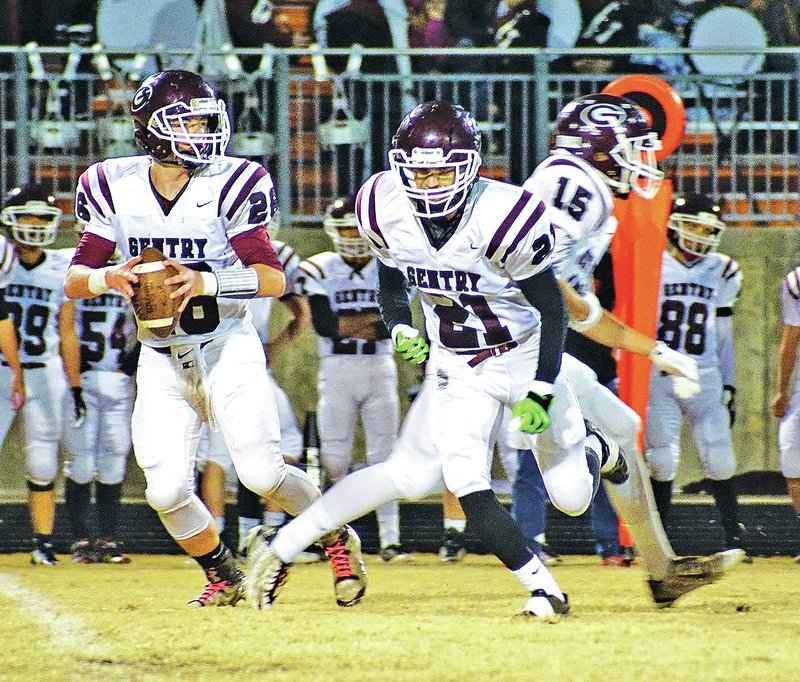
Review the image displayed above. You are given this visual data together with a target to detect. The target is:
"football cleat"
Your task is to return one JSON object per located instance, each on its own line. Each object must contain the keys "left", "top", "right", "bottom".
{"left": 585, "top": 421, "right": 629, "bottom": 484}
{"left": 647, "top": 548, "right": 745, "bottom": 608}
{"left": 322, "top": 525, "right": 367, "bottom": 607}
{"left": 71, "top": 538, "right": 95, "bottom": 564}
{"left": 188, "top": 577, "right": 246, "bottom": 607}
{"left": 517, "top": 589, "right": 570, "bottom": 623}
{"left": 439, "top": 528, "right": 467, "bottom": 562}
{"left": 378, "top": 544, "right": 413, "bottom": 562}
{"left": 31, "top": 541, "right": 60, "bottom": 566}
{"left": 94, "top": 538, "right": 131, "bottom": 564}
{"left": 244, "top": 525, "right": 290, "bottom": 610}
{"left": 539, "top": 542, "right": 561, "bottom": 566}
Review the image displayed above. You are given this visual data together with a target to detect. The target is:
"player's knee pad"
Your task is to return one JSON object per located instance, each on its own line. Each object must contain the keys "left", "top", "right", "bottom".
{"left": 145, "top": 480, "right": 193, "bottom": 514}
{"left": 26, "top": 459, "right": 59, "bottom": 488}
{"left": 64, "top": 459, "right": 95, "bottom": 486}
{"left": 156, "top": 494, "right": 212, "bottom": 541}
{"left": 320, "top": 451, "right": 351, "bottom": 482}
{"left": 645, "top": 446, "right": 679, "bottom": 482}
{"left": 96, "top": 456, "right": 126, "bottom": 486}
{"left": 700, "top": 446, "right": 737, "bottom": 481}
{"left": 236, "top": 459, "right": 286, "bottom": 498}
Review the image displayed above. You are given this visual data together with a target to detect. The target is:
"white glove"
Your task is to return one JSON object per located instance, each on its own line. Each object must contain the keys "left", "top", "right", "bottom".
{"left": 649, "top": 342, "right": 699, "bottom": 381}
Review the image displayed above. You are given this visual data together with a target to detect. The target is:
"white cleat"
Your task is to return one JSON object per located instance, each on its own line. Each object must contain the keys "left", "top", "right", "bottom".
{"left": 517, "top": 589, "right": 570, "bottom": 623}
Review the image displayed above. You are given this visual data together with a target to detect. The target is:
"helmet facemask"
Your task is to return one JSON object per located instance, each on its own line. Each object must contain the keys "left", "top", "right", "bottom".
{"left": 324, "top": 214, "right": 371, "bottom": 259}
{"left": 669, "top": 211, "right": 725, "bottom": 260}
{"left": 608, "top": 129, "right": 663, "bottom": 199}
{"left": 389, "top": 147, "right": 481, "bottom": 219}
{"left": 1, "top": 201, "right": 61, "bottom": 246}
{"left": 146, "top": 97, "right": 230, "bottom": 167}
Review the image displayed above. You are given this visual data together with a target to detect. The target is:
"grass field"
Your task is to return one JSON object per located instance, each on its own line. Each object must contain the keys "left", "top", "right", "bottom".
{"left": 0, "top": 553, "right": 797, "bottom": 681}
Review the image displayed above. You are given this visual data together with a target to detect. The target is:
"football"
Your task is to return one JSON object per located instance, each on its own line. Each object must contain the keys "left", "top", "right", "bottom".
{"left": 130, "top": 247, "right": 181, "bottom": 339}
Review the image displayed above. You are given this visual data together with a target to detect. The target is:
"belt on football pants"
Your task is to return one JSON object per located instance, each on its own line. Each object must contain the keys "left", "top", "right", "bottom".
{"left": 455, "top": 341, "right": 518, "bottom": 368}
{"left": 2, "top": 361, "right": 45, "bottom": 369}
{"left": 149, "top": 340, "right": 213, "bottom": 356}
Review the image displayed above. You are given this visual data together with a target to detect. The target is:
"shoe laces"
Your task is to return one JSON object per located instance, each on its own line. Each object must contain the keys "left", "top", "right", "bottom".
{"left": 325, "top": 539, "right": 354, "bottom": 579}
{"left": 196, "top": 580, "right": 229, "bottom": 604}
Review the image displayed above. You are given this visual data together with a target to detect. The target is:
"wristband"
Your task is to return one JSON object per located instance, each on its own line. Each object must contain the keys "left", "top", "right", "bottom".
{"left": 206, "top": 268, "right": 260, "bottom": 299}
{"left": 200, "top": 271, "right": 219, "bottom": 296}
{"left": 87, "top": 267, "right": 111, "bottom": 295}
{"left": 568, "top": 291, "right": 602, "bottom": 332}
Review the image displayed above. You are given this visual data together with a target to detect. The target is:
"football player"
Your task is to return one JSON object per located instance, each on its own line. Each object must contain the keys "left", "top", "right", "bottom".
{"left": 0, "top": 184, "right": 85, "bottom": 565}
{"left": 644, "top": 192, "right": 745, "bottom": 553}
{"left": 62, "top": 272, "right": 138, "bottom": 564}
{"left": 64, "top": 69, "right": 365, "bottom": 607}
{"left": 517, "top": 95, "right": 744, "bottom": 600}
{"left": 772, "top": 266, "right": 800, "bottom": 562}
{"left": 297, "top": 195, "right": 409, "bottom": 562}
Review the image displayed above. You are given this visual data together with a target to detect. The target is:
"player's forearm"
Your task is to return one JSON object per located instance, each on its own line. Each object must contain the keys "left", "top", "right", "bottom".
{"left": 60, "top": 334, "right": 82, "bottom": 388}
{"left": 64, "top": 265, "right": 98, "bottom": 299}
{"left": 715, "top": 315, "right": 736, "bottom": 386}
{"left": 377, "top": 262, "right": 413, "bottom": 332}
{"left": 581, "top": 310, "right": 658, "bottom": 357}
{"left": 252, "top": 263, "right": 286, "bottom": 298}
{"left": 775, "top": 328, "right": 800, "bottom": 394}
{"left": 0, "top": 318, "right": 22, "bottom": 375}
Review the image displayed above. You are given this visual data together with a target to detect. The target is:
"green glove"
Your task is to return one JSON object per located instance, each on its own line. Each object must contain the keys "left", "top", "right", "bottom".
{"left": 510, "top": 391, "right": 553, "bottom": 434}
{"left": 392, "top": 324, "right": 429, "bottom": 365}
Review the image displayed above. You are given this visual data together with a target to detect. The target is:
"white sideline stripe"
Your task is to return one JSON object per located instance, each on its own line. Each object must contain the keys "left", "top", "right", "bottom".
{"left": 0, "top": 572, "right": 106, "bottom": 652}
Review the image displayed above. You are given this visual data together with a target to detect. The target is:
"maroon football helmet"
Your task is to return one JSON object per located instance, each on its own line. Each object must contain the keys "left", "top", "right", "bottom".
{"left": 550, "top": 93, "right": 663, "bottom": 198}
{"left": 668, "top": 192, "right": 725, "bottom": 261}
{"left": 130, "top": 70, "right": 230, "bottom": 167}
{"left": 324, "top": 195, "right": 370, "bottom": 259}
{"left": 388, "top": 101, "right": 482, "bottom": 218}
{"left": 0, "top": 183, "right": 61, "bottom": 246}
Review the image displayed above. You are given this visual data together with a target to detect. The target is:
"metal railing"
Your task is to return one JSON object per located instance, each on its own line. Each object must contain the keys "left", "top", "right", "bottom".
{"left": 1, "top": 45, "right": 799, "bottom": 228}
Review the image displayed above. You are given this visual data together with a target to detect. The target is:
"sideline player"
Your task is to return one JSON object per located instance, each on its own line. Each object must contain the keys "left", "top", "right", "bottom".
{"left": 63, "top": 276, "right": 138, "bottom": 564}
{"left": 0, "top": 184, "right": 84, "bottom": 565}
{"left": 772, "top": 266, "right": 800, "bottom": 562}
{"left": 64, "top": 69, "right": 365, "bottom": 606}
{"left": 645, "top": 193, "right": 745, "bottom": 553}
{"left": 298, "top": 195, "right": 409, "bottom": 562}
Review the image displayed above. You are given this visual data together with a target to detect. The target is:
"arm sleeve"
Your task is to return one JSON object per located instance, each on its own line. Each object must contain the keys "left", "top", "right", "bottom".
{"left": 0, "top": 288, "right": 8, "bottom": 320}
{"left": 377, "top": 260, "right": 413, "bottom": 332}
{"left": 716, "top": 311, "right": 735, "bottom": 386}
{"left": 307, "top": 294, "right": 339, "bottom": 338}
{"left": 517, "top": 267, "right": 568, "bottom": 385}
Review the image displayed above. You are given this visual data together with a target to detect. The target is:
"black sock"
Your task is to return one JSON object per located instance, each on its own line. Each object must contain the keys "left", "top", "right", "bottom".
{"left": 237, "top": 479, "right": 262, "bottom": 519}
{"left": 650, "top": 478, "right": 673, "bottom": 530}
{"left": 458, "top": 489, "right": 531, "bottom": 570}
{"left": 194, "top": 542, "right": 240, "bottom": 583}
{"left": 64, "top": 478, "right": 92, "bottom": 540}
{"left": 96, "top": 482, "right": 123, "bottom": 538}
{"left": 708, "top": 478, "right": 742, "bottom": 547}
{"left": 34, "top": 533, "right": 53, "bottom": 548}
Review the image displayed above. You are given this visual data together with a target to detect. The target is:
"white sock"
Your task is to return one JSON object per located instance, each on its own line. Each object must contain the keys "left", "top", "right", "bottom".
{"left": 511, "top": 555, "right": 564, "bottom": 599}
{"left": 444, "top": 518, "right": 466, "bottom": 533}
{"left": 238, "top": 516, "right": 261, "bottom": 553}
{"left": 214, "top": 515, "right": 225, "bottom": 534}
{"left": 376, "top": 499, "right": 400, "bottom": 548}
{"left": 263, "top": 510, "right": 287, "bottom": 528}
{"left": 272, "top": 462, "right": 401, "bottom": 563}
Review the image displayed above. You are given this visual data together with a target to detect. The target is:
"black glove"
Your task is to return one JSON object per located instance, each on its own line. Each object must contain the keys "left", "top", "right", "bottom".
{"left": 722, "top": 385, "right": 736, "bottom": 428}
{"left": 71, "top": 387, "right": 87, "bottom": 428}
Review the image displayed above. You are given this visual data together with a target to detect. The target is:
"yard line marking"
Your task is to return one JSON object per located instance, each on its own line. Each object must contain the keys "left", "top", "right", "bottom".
{"left": 0, "top": 571, "right": 109, "bottom": 654}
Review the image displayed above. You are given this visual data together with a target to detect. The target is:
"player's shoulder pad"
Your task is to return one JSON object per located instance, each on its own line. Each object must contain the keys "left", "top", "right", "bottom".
{"left": 479, "top": 181, "right": 550, "bottom": 264}
{"left": 216, "top": 158, "right": 271, "bottom": 221}
{"left": 356, "top": 171, "right": 394, "bottom": 250}
{"left": 717, "top": 254, "right": 741, "bottom": 281}
{"left": 299, "top": 252, "right": 336, "bottom": 282}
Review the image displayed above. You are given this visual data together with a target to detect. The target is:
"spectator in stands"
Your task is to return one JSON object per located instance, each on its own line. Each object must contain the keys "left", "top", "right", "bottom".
{"left": 771, "top": 266, "right": 800, "bottom": 563}
{"left": 408, "top": 0, "right": 455, "bottom": 73}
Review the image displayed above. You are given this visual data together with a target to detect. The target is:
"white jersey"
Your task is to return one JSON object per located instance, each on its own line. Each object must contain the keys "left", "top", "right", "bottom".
{"left": 656, "top": 251, "right": 742, "bottom": 370}
{"left": 299, "top": 252, "right": 392, "bottom": 358}
{"left": 248, "top": 239, "right": 302, "bottom": 345}
{"left": 3, "top": 249, "right": 72, "bottom": 365}
{"left": 357, "top": 172, "right": 553, "bottom": 352}
{"left": 523, "top": 153, "right": 616, "bottom": 296}
{"left": 0, "top": 235, "right": 17, "bottom": 288}
{"left": 76, "top": 292, "right": 138, "bottom": 373}
{"left": 780, "top": 267, "right": 800, "bottom": 394}
{"left": 75, "top": 155, "right": 278, "bottom": 348}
